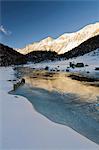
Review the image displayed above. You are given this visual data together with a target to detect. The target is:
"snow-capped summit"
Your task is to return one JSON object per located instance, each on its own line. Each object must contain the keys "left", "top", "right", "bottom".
{"left": 40, "top": 36, "right": 54, "bottom": 43}
{"left": 17, "top": 22, "right": 99, "bottom": 55}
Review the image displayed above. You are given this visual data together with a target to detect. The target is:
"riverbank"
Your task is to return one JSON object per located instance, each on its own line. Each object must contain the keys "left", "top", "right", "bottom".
{"left": 0, "top": 67, "right": 99, "bottom": 149}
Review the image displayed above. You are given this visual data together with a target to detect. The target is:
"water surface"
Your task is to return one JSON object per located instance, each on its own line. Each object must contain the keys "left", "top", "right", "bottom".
{"left": 10, "top": 68, "right": 99, "bottom": 144}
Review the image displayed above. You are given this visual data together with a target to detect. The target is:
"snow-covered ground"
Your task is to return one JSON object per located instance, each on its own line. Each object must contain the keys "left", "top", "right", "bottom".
{"left": 25, "top": 48, "right": 99, "bottom": 79}
{"left": 0, "top": 67, "right": 99, "bottom": 149}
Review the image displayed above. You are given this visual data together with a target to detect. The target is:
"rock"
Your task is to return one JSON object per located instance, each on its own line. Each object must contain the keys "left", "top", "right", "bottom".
{"left": 57, "top": 69, "right": 60, "bottom": 72}
{"left": 95, "top": 67, "right": 99, "bottom": 71}
{"left": 21, "top": 78, "right": 25, "bottom": 83}
{"left": 13, "top": 78, "right": 25, "bottom": 90}
{"left": 87, "top": 71, "right": 90, "bottom": 73}
{"left": 66, "top": 69, "right": 69, "bottom": 72}
{"left": 75, "top": 63, "right": 84, "bottom": 67}
{"left": 45, "top": 66, "right": 49, "bottom": 70}
{"left": 85, "top": 64, "right": 89, "bottom": 67}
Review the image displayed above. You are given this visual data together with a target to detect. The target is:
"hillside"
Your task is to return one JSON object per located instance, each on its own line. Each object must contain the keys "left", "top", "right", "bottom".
{"left": 0, "top": 43, "right": 27, "bottom": 66}
{"left": 60, "top": 35, "right": 99, "bottom": 59}
{"left": 26, "top": 50, "right": 58, "bottom": 63}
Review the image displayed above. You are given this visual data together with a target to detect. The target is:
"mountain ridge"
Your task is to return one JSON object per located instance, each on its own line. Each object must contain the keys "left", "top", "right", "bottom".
{"left": 0, "top": 35, "right": 99, "bottom": 66}
{"left": 17, "top": 22, "right": 99, "bottom": 54}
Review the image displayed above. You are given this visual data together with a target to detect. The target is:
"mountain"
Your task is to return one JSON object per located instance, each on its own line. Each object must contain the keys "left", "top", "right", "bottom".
{"left": 0, "top": 23, "right": 99, "bottom": 66}
{"left": 25, "top": 35, "right": 99, "bottom": 62}
{"left": 17, "top": 22, "right": 99, "bottom": 55}
{"left": 60, "top": 35, "right": 99, "bottom": 59}
{"left": 1, "top": 34, "right": 98, "bottom": 66}
{"left": 0, "top": 43, "right": 27, "bottom": 66}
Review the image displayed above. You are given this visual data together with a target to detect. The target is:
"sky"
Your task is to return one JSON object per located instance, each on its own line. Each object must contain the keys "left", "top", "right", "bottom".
{"left": 0, "top": 0, "right": 99, "bottom": 48}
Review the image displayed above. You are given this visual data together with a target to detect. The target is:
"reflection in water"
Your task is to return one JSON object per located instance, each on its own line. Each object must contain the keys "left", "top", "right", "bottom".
{"left": 11, "top": 69, "right": 99, "bottom": 144}
{"left": 24, "top": 71, "right": 99, "bottom": 101}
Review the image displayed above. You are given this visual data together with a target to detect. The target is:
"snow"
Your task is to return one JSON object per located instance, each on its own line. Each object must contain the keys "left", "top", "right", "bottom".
{"left": 0, "top": 67, "right": 99, "bottom": 149}
{"left": 17, "top": 22, "right": 99, "bottom": 54}
{"left": 24, "top": 48, "right": 99, "bottom": 79}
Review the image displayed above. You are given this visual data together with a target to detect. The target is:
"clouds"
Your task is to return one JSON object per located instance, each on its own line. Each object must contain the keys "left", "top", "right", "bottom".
{"left": 0, "top": 25, "right": 11, "bottom": 35}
